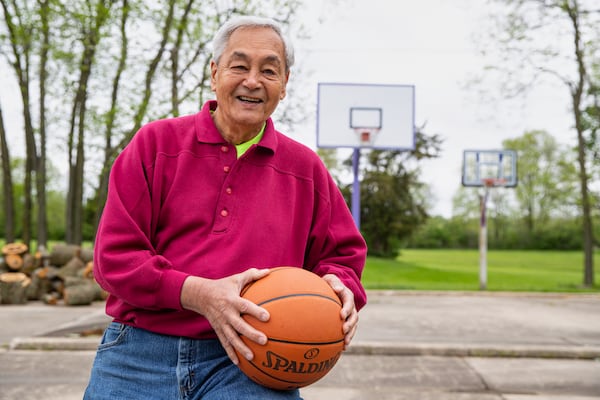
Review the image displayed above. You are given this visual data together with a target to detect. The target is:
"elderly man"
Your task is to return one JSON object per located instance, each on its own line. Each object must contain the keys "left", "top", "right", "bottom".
{"left": 84, "top": 15, "right": 367, "bottom": 400}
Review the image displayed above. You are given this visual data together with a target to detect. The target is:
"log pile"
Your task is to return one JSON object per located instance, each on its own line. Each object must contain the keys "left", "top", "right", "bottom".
{"left": 0, "top": 242, "right": 106, "bottom": 306}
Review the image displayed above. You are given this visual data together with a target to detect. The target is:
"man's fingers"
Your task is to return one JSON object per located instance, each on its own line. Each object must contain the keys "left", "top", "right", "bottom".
{"left": 181, "top": 269, "right": 273, "bottom": 365}
{"left": 238, "top": 297, "right": 270, "bottom": 322}
{"left": 231, "top": 304, "right": 268, "bottom": 345}
{"left": 215, "top": 326, "right": 242, "bottom": 365}
{"left": 240, "top": 268, "right": 271, "bottom": 288}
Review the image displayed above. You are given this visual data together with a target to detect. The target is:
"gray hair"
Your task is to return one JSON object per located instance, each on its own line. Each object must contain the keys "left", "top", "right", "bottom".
{"left": 211, "top": 16, "right": 295, "bottom": 73}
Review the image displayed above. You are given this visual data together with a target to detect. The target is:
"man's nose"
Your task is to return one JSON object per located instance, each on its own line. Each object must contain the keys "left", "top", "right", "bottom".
{"left": 243, "top": 69, "right": 261, "bottom": 89}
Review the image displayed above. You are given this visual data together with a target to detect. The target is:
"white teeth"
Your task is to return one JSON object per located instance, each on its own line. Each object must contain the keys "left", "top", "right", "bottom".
{"left": 239, "top": 96, "right": 261, "bottom": 103}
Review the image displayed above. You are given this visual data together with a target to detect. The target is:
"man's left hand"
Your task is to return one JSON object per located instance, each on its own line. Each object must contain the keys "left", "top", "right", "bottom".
{"left": 322, "top": 274, "right": 358, "bottom": 350}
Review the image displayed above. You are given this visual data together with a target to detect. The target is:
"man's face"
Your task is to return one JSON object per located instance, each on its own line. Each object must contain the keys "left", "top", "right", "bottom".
{"left": 210, "top": 26, "right": 289, "bottom": 138}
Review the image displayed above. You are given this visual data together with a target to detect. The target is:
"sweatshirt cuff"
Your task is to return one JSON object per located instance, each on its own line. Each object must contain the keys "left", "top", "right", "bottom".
{"left": 157, "top": 268, "right": 190, "bottom": 311}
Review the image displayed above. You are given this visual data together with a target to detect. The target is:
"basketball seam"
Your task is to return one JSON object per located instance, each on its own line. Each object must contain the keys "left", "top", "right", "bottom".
{"left": 266, "top": 338, "right": 344, "bottom": 345}
{"left": 256, "top": 293, "right": 342, "bottom": 307}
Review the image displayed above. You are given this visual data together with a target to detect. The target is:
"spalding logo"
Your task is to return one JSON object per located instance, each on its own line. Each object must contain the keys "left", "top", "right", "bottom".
{"left": 262, "top": 350, "right": 341, "bottom": 374}
{"left": 304, "top": 348, "right": 320, "bottom": 359}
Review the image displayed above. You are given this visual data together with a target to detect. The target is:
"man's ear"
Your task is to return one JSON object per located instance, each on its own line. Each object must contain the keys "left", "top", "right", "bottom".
{"left": 210, "top": 60, "right": 218, "bottom": 92}
{"left": 280, "top": 71, "right": 290, "bottom": 100}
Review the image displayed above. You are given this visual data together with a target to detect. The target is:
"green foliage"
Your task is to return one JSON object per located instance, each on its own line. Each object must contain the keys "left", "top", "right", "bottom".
{"left": 1, "top": 0, "right": 308, "bottom": 244}
{"left": 407, "top": 216, "right": 478, "bottom": 249}
{"left": 503, "top": 130, "right": 579, "bottom": 226}
{"left": 408, "top": 213, "right": 591, "bottom": 250}
{"left": 336, "top": 129, "right": 443, "bottom": 258}
{"left": 362, "top": 249, "right": 600, "bottom": 292}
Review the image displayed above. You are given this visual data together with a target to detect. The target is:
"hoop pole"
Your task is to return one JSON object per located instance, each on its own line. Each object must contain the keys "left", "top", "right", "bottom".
{"left": 352, "top": 148, "right": 361, "bottom": 230}
{"left": 479, "top": 187, "right": 489, "bottom": 290}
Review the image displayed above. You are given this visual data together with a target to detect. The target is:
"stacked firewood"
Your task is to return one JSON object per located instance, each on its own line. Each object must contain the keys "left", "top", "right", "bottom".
{"left": 0, "top": 243, "right": 106, "bottom": 306}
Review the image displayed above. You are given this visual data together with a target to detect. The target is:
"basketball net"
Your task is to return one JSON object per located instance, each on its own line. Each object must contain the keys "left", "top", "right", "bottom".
{"left": 354, "top": 128, "right": 380, "bottom": 146}
{"left": 482, "top": 177, "right": 507, "bottom": 188}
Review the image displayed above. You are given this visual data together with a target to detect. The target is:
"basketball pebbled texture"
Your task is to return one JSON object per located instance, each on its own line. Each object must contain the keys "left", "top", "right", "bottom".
{"left": 236, "top": 267, "right": 345, "bottom": 390}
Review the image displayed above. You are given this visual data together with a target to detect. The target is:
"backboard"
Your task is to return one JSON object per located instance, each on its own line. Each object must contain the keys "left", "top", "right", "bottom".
{"left": 316, "top": 82, "right": 415, "bottom": 149}
{"left": 462, "top": 149, "right": 518, "bottom": 187}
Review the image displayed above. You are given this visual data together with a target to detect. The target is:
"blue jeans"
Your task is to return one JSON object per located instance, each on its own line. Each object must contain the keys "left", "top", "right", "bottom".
{"left": 84, "top": 322, "right": 302, "bottom": 399}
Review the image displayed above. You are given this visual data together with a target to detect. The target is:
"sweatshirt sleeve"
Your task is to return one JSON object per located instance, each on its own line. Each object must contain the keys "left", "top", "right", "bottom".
{"left": 93, "top": 131, "right": 188, "bottom": 311}
{"left": 306, "top": 165, "right": 368, "bottom": 311}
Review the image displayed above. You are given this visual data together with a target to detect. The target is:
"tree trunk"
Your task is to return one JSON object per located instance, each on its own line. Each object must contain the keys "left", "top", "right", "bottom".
{"left": 63, "top": 279, "right": 103, "bottom": 306}
{"left": 0, "top": 0, "right": 38, "bottom": 249}
{"left": 0, "top": 104, "right": 15, "bottom": 242}
{"left": 93, "top": 0, "right": 177, "bottom": 238}
{"left": 35, "top": 0, "right": 50, "bottom": 249}
{"left": 93, "top": 0, "right": 130, "bottom": 239}
{"left": 0, "top": 272, "right": 31, "bottom": 304}
{"left": 49, "top": 243, "right": 82, "bottom": 266}
{"left": 567, "top": 3, "right": 594, "bottom": 287}
{"left": 66, "top": 1, "right": 113, "bottom": 244}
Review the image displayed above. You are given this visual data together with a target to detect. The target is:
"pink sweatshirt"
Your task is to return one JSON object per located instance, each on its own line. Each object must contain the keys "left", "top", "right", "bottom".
{"left": 94, "top": 101, "right": 367, "bottom": 339}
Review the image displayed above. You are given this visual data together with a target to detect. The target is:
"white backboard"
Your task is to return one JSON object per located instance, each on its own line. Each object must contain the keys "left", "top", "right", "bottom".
{"left": 316, "top": 82, "right": 415, "bottom": 149}
{"left": 462, "top": 149, "right": 518, "bottom": 187}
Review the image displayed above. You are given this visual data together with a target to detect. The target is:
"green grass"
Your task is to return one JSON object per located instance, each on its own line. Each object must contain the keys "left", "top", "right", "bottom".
{"left": 3, "top": 239, "right": 598, "bottom": 292}
{"left": 363, "top": 249, "right": 600, "bottom": 292}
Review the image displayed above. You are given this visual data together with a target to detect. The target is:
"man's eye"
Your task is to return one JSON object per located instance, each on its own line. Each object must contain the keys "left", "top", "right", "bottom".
{"left": 232, "top": 65, "right": 247, "bottom": 71}
{"left": 263, "top": 69, "right": 276, "bottom": 76}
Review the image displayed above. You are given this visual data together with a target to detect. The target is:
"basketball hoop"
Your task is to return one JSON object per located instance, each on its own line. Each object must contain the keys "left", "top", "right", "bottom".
{"left": 481, "top": 178, "right": 507, "bottom": 188}
{"left": 354, "top": 128, "right": 380, "bottom": 146}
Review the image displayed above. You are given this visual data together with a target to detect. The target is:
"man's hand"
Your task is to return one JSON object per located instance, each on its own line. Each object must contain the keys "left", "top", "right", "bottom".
{"left": 322, "top": 274, "right": 358, "bottom": 350}
{"left": 180, "top": 268, "right": 271, "bottom": 365}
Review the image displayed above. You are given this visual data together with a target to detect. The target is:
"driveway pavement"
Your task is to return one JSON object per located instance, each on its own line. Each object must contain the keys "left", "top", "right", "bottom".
{"left": 1, "top": 291, "right": 599, "bottom": 400}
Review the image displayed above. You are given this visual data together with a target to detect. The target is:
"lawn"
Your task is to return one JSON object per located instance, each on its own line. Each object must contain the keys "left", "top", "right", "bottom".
{"left": 363, "top": 249, "right": 600, "bottom": 292}
{"left": 2, "top": 240, "right": 598, "bottom": 292}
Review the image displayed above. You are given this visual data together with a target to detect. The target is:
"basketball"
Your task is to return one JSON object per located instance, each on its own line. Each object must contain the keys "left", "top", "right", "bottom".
{"left": 236, "top": 267, "right": 345, "bottom": 390}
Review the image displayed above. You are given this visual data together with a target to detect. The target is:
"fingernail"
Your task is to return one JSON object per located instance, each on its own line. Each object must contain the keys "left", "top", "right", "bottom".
{"left": 245, "top": 352, "right": 253, "bottom": 360}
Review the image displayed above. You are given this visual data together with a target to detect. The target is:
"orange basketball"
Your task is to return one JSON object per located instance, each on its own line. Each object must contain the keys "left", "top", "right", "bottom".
{"left": 236, "top": 267, "right": 345, "bottom": 390}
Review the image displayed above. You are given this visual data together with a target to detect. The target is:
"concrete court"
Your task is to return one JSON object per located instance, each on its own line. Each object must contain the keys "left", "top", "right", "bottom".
{"left": 1, "top": 291, "right": 599, "bottom": 400}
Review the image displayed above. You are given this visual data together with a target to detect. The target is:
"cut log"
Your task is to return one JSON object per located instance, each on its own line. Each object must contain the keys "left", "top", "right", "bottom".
{"left": 34, "top": 245, "right": 51, "bottom": 274}
{"left": 2, "top": 242, "right": 28, "bottom": 256}
{"left": 49, "top": 244, "right": 81, "bottom": 267}
{"left": 36, "top": 265, "right": 60, "bottom": 280}
{"left": 63, "top": 276, "right": 106, "bottom": 304}
{"left": 0, "top": 272, "right": 31, "bottom": 304}
{"left": 42, "top": 292, "right": 61, "bottom": 305}
{"left": 5, "top": 254, "right": 23, "bottom": 271}
{"left": 22, "top": 253, "right": 37, "bottom": 275}
{"left": 81, "top": 261, "right": 94, "bottom": 280}
{"left": 57, "top": 257, "right": 85, "bottom": 280}
{"left": 63, "top": 282, "right": 102, "bottom": 306}
{"left": 80, "top": 247, "right": 94, "bottom": 264}
{"left": 26, "top": 268, "right": 54, "bottom": 300}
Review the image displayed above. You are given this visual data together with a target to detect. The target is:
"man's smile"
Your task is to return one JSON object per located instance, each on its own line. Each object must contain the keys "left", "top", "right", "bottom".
{"left": 238, "top": 95, "right": 263, "bottom": 103}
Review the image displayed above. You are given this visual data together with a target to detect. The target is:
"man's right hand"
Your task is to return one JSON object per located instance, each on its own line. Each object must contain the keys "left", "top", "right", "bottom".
{"left": 180, "top": 268, "right": 271, "bottom": 365}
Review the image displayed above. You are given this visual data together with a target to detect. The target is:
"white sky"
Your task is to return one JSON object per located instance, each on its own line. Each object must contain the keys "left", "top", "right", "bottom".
{"left": 1, "top": 0, "right": 575, "bottom": 217}
{"left": 290, "top": 0, "right": 574, "bottom": 217}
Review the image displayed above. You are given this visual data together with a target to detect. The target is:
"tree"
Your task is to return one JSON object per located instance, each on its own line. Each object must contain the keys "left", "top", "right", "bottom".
{"left": 503, "top": 130, "right": 579, "bottom": 232}
{"left": 0, "top": 103, "right": 15, "bottom": 242}
{"left": 35, "top": 0, "right": 50, "bottom": 248}
{"left": 340, "top": 128, "right": 443, "bottom": 257}
{"left": 0, "top": 0, "right": 38, "bottom": 248}
{"left": 1, "top": 0, "right": 307, "bottom": 244}
{"left": 481, "top": 0, "right": 599, "bottom": 286}
{"left": 61, "top": 0, "right": 116, "bottom": 244}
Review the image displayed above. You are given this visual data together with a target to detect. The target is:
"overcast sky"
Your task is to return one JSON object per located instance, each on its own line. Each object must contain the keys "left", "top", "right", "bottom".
{"left": 1, "top": 0, "right": 575, "bottom": 217}
{"left": 290, "top": 0, "right": 574, "bottom": 217}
